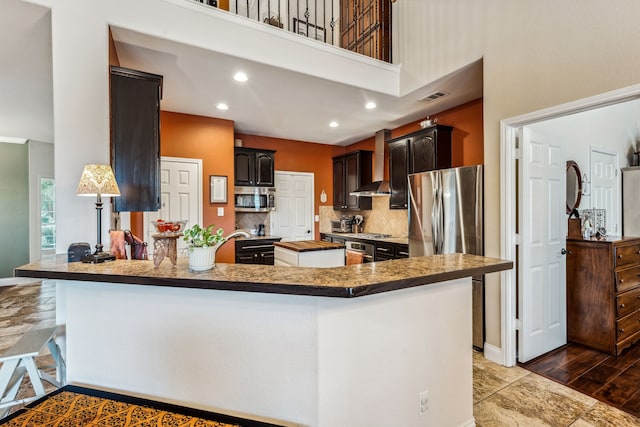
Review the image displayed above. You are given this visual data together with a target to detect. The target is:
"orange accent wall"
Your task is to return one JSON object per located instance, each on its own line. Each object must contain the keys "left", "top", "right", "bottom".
{"left": 388, "top": 98, "right": 484, "bottom": 167}
{"left": 161, "top": 111, "right": 236, "bottom": 263}
{"left": 236, "top": 133, "right": 337, "bottom": 238}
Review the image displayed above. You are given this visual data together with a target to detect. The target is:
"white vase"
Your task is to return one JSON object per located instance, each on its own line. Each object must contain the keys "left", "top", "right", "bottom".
{"left": 188, "top": 246, "right": 216, "bottom": 271}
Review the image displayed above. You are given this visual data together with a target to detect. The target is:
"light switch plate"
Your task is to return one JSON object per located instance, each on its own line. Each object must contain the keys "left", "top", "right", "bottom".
{"left": 217, "top": 207, "right": 224, "bottom": 216}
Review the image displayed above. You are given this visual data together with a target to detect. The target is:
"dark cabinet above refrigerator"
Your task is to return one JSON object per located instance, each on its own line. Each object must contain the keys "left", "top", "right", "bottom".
{"left": 387, "top": 125, "right": 452, "bottom": 209}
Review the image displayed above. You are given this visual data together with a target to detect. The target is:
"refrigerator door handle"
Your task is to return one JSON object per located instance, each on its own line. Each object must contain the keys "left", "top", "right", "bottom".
{"left": 433, "top": 173, "right": 444, "bottom": 254}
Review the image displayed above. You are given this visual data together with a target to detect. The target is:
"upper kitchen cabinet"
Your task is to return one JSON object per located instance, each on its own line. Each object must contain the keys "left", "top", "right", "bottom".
{"left": 234, "top": 148, "right": 276, "bottom": 187}
{"left": 110, "top": 66, "right": 163, "bottom": 212}
{"left": 333, "top": 150, "right": 373, "bottom": 210}
{"left": 387, "top": 125, "right": 452, "bottom": 209}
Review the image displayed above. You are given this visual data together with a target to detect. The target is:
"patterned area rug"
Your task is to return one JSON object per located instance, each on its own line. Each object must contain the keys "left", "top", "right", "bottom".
{"left": 0, "top": 385, "right": 283, "bottom": 427}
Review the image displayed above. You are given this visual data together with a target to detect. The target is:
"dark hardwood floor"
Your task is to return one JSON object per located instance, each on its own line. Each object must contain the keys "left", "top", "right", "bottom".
{"left": 521, "top": 341, "right": 640, "bottom": 418}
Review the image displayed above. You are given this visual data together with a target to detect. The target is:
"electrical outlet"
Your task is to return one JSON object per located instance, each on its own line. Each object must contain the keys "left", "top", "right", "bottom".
{"left": 418, "top": 390, "right": 429, "bottom": 416}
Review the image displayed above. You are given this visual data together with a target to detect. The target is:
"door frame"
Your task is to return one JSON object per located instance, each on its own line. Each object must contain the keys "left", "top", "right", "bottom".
{"left": 499, "top": 83, "right": 640, "bottom": 367}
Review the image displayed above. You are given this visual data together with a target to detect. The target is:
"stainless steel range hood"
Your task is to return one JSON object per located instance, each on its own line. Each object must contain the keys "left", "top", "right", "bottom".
{"left": 351, "top": 129, "right": 391, "bottom": 197}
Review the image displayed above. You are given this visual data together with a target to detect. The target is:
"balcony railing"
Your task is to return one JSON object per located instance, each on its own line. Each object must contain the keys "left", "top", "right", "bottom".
{"left": 194, "top": 0, "right": 392, "bottom": 63}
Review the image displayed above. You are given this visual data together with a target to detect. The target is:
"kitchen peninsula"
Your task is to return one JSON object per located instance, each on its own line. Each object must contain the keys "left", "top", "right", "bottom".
{"left": 15, "top": 254, "right": 511, "bottom": 427}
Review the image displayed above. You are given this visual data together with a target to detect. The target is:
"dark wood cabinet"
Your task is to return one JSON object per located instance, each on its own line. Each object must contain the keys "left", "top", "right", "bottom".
{"left": 387, "top": 125, "right": 452, "bottom": 209}
{"left": 388, "top": 139, "right": 409, "bottom": 210}
{"left": 374, "top": 241, "right": 408, "bottom": 261}
{"left": 340, "top": 0, "right": 391, "bottom": 62}
{"left": 566, "top": 237, "right": 640, "bottom": 355}
{"left": 235, "top": 238, "right": 281, "bottom": 265}
{"left": 110, "top": 66, "right": 163, "bottom": 212}
{"left": 234, "top": 148, "right": 275, "bottom": 187}
{"left": 333, "top": 150, "right": 373, "bottom": 210}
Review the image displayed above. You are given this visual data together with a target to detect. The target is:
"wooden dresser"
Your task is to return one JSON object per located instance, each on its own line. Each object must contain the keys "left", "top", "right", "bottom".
{"left": 566, "top": 237, "right": 640, "bottom": 355}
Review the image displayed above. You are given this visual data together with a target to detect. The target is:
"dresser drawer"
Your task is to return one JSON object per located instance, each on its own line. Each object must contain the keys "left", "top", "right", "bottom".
{"left": 615, "top": 265, "right": 640, "bottom": 293}
{"left": 617, "top": 287, "right": 640, "bottom": 318}
{"left": 614, "top": 244, "right": 640, "bottom": 269}
{"left": 616, "top": 309, "right": 640, "bottom": 342}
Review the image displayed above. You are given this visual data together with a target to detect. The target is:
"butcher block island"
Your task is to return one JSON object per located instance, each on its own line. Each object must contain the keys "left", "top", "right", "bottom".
{"left": 15, "top": 254, "right": 511, "bottom": 427}
{"left": 273, "top": 240, "right": 345, "bottom": 268}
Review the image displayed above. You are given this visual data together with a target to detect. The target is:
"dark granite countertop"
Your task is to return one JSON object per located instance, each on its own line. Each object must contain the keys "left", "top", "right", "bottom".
{"left": 322, "top": 232, "right": 409, "bottom": 246}
{"left": 14, "top": 254, "right": 512, "bottom": 298}
{"left": 274, "top": 240, "right": 346, "bottom": 252}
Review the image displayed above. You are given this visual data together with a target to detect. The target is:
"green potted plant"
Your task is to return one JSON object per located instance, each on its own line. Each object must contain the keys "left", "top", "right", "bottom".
{"left": 183, "top": 224, "right": 225, "bottom": 271}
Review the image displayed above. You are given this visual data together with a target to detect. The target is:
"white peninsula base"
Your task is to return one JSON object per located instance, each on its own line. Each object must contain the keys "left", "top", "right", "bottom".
{"left": 58, "top": 277, "right": 474, "bottom": 427}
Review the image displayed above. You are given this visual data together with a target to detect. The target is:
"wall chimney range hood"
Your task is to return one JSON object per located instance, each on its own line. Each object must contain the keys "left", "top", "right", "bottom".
{"left": 351, "top": 129, "right": 391, "bottom": 197}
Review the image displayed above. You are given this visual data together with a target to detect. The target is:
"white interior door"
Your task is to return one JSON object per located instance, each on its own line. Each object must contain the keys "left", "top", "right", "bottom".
{"left": 590, "top": 147, "right": 618, "bottom": 235}
{"left": 144, "top": 157, "right": 202, "bottom": 255}
{"left": 271, "top": 172, "right": 314, "bottom": 241}
{"left": 519, "top": 127, "right": 567, "bottom": 363}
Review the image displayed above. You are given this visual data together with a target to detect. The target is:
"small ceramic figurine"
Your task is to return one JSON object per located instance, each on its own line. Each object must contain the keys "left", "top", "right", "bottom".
{"left": 582, "top": 218, "right": 592, "bottom": 239}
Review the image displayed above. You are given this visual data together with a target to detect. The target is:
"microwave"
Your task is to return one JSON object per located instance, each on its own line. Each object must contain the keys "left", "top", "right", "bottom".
{"left": 234, "top": 187, "right": 276, "bottom": 212}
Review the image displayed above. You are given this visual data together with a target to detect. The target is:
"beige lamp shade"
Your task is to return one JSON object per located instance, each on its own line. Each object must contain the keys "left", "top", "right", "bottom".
{"left": 76, "top": 164, "right": 121, "bottom": 197}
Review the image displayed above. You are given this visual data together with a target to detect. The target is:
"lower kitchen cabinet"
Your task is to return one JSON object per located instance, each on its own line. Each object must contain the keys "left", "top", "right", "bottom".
{"left": 235, "top": 238, "right": 281, "bottom": 265}
{"left": 566, "top": 236, "right": 640, "bottom": 355}
{"left": 374, "top": 242, "right": 409, "bottom": 261}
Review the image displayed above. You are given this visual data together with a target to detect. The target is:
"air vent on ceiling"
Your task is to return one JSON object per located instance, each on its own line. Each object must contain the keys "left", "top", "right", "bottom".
{"left": 418, "top": 91, "right": 448, "bottom": 102}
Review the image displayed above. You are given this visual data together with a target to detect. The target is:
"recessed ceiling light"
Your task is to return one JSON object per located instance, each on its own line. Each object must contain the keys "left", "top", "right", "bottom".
{"left": 329, "top": 121, "right": 339, "bottom": 128}
{"left": 217, "top": 103, "right": 229, "bottom": 110}
{"left": 365, "top": 102, "right": 377, "bottom": 110}
{"left": 233, "top": 72, "right": 248, "bottom": 82}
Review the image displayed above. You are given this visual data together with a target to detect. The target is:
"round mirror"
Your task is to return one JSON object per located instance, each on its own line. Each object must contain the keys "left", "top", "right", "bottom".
{"left": 566, "top": 160, "right": 582, "bottom": 214}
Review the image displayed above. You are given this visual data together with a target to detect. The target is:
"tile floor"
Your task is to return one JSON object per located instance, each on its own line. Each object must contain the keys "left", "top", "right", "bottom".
{"left": 1, "top": 281, "right": 640, "bottom": 426}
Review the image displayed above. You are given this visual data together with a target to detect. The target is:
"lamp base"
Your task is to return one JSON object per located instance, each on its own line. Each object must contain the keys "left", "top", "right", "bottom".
{"left": 81, "top": 252, "right": 116, "bottom": 264}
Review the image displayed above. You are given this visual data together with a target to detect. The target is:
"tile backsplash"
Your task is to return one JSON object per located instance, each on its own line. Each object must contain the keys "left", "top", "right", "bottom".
{"left": 319, "top": 197, "right": 408, "bottom": 237}
{"left": 236, "top": 212, "right": 270, "bottom": 235}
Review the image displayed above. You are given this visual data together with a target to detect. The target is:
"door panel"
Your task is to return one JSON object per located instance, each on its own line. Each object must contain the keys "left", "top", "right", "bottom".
{"left": 591, "top": 148, "right": 618, "bottom": 235}
{"left": 519, "top": 128, "right": 567, "bottom": 363}
{"left": 272, "top": 172, "right": 314, "bottom": 241}
{"left": 389, "top": 140, "right": 409, "bottom": 209}
{"left": 145, "top": 158, "right": 201, "bottom": 255}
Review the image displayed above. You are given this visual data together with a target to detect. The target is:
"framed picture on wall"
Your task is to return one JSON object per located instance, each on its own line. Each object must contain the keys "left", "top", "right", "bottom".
{"left": 293, "top": 18, "right": 326, "bottom": 42}
{"left": 210, "top": 175, "right": 227, "bottom": 203}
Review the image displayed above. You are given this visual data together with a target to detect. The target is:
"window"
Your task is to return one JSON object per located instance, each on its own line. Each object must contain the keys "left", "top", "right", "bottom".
{"left": 40, "top": 178, "right": 55, "bottom": 251}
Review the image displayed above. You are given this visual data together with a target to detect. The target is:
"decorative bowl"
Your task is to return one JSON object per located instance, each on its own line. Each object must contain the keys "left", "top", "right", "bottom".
{"left": 151, "top": 220, "right": 187, "bottom": 234}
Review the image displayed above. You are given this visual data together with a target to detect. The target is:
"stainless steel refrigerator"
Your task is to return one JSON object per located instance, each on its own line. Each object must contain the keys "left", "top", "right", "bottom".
{"left": 408, "top": 165, "right": 484, "bottom": 350}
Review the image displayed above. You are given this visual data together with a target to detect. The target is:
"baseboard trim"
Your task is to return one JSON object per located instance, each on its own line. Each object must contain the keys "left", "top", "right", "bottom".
{"left": 483, "top": 342, "right": 507, "bottom": 366}
{"left": 460, "top": 417, "right": 476, "bottom": 427}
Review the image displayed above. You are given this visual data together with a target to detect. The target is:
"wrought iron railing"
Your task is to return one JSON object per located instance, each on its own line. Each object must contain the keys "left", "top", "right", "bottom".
{"left": 193, "top": 0, "right": 392, "bottom": 62}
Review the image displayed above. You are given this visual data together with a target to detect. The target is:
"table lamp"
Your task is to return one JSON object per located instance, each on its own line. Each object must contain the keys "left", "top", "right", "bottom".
{"left": 76, "top": 164, "right": 121, "bottom": 263}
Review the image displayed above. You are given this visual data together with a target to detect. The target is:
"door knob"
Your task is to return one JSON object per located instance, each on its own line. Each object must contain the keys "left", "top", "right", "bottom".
{"left": 561, "top": 248, "right": 568, "bottom": 255}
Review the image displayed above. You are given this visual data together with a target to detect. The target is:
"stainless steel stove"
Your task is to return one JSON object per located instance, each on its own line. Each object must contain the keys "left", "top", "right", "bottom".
{"left": 350, "top": 233, "right": 392, "bottom": 240}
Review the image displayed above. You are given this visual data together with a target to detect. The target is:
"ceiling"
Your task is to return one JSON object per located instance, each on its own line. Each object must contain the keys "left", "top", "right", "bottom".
{"left": 2, "top": 0, "right": 482, "bottom": 146}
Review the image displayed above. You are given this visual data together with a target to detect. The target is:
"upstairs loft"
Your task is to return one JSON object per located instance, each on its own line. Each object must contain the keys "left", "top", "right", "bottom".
{"left": 211, "top": 0, "right": 393, "bottom": 63}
